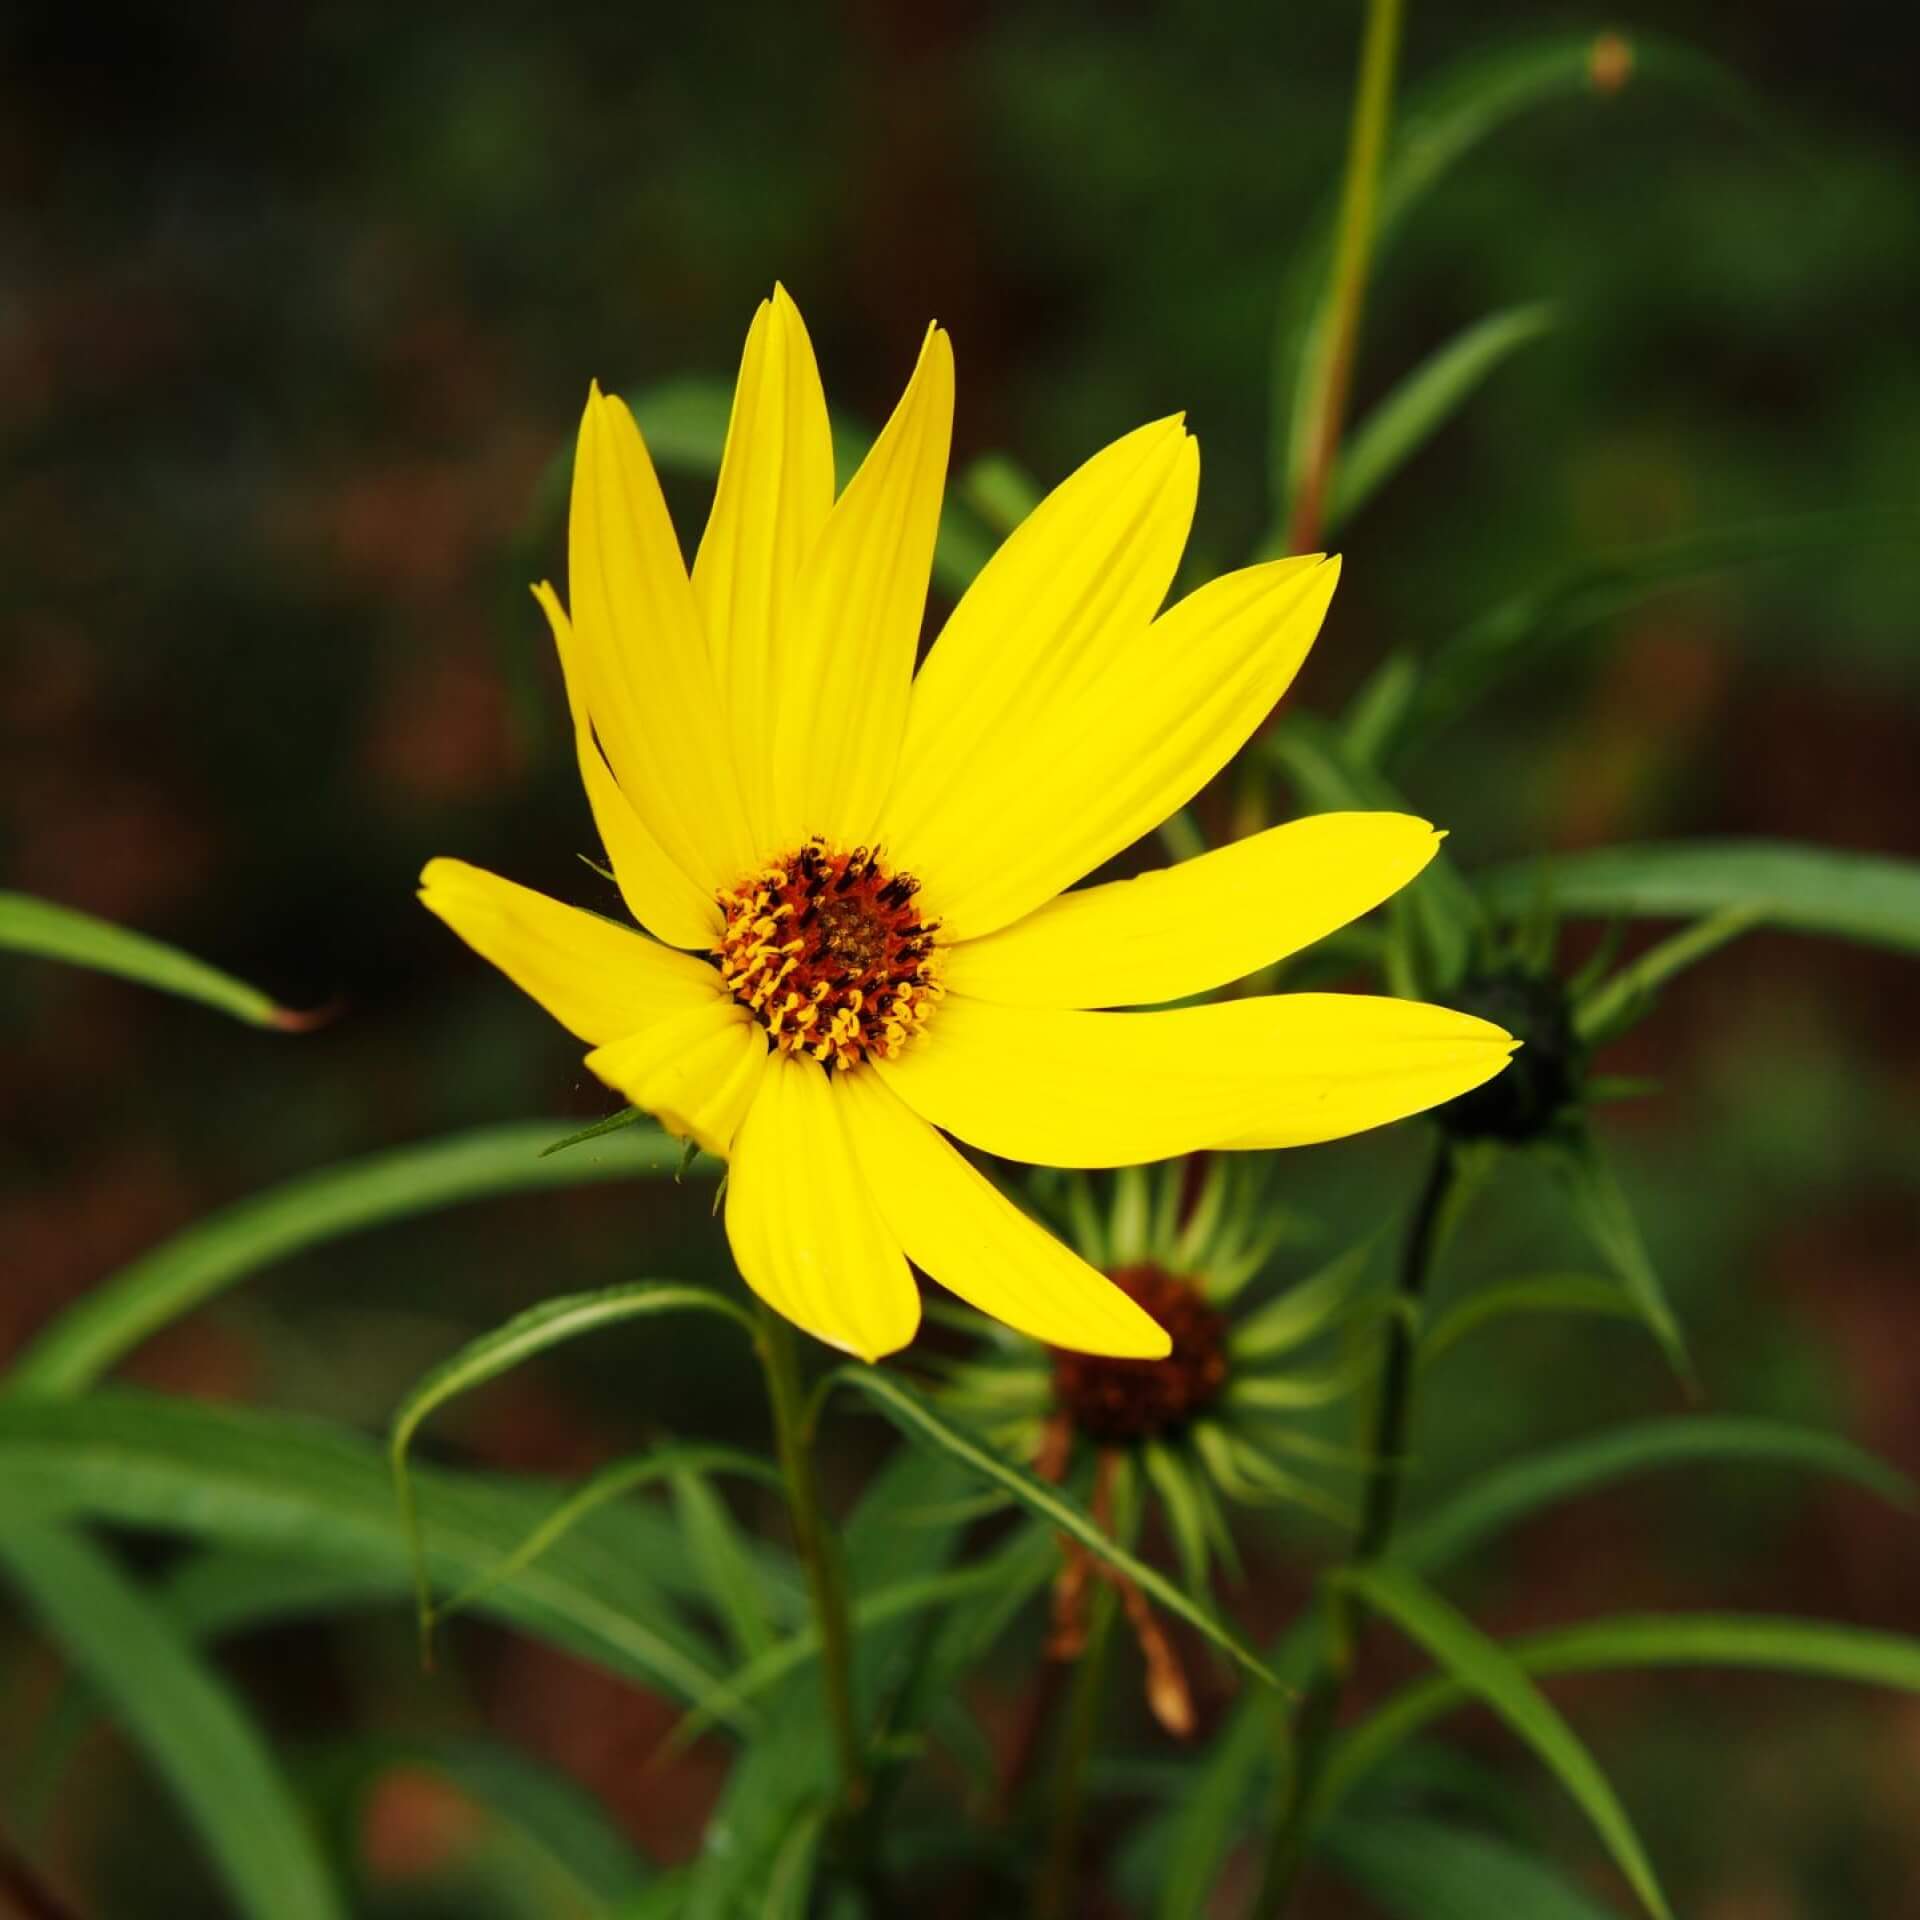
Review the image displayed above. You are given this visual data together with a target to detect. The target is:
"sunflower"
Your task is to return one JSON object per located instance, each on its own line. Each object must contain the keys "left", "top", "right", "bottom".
{"left": 420, "top": 287, "right": 1515, "bottom": 1363}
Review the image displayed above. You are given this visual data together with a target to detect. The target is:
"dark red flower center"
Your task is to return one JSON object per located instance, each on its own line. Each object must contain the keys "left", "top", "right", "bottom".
{"left": 1051, "top": 1265, "right": 1229, "bottom": 1443}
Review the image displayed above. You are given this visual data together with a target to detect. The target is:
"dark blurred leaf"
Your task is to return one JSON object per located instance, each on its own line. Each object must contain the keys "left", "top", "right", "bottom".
{"left": 0, "top": 1392, "right": 741, "bottom": 1719}
{"left": 0, "top": 1519, "right": 347, "bottom": 1920}
{"left": 8, "top": 1120, "right": 697, "bottom": 1398}
{"left": 1398, "top": 1415, "right": 1912, "bottom": 1573}
{"left": 390, "top": 1282, "right": 755, "bottom": 1653}
{"left": 830, "top": 1367, "right": 1272, "bottom": 1683}
{"left": 0, "top": 888, "right": 299, "bottom": 1029}
{"left": 1272, "top": 29, "right": 1785, "bottom": 535}
{"left": 1338, "top": 1564, "right": 1671, "bottom": 1920}
{"left": 1375, "top": 512, "right": 1919, "bottom": 761}
{"left": 1327, "top": 1812, "right": 1626, "bottom": 1920}
{"left": 1479, "top": 840, "right": 1920, "bottom": 958}
{"left": 1322, "top": 1611, "right": 1920, "bottom": 1831}
{"left": 1327, "top": 303, "right": 1557, "bottom": 534}
{"left": 1417, "top": 1273, "right": 1637, "bottom": 1370}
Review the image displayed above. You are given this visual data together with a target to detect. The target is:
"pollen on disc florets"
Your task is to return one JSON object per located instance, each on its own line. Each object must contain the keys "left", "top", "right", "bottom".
{"left": 715, "top": 839, "right": 943, "bottom": 1070}
{"left": 1051, "top": 1266, "right": 1228, "bottom": 1444}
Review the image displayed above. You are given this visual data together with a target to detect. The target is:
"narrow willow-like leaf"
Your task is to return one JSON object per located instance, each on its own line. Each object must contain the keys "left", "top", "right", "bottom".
{"left": 0, "top": 1392, "right": 742, "bottom": 1720}
{"left": 9, "top": 1120, "right": 695, "bottom": 1397}
{"left": 761, "top": 1803, "right": 827, "bottom": 1920}
{"left": 433, "top": 1444, "right": 783, "bottom": 1628}
{"left": 1321, "top": 1610, "right": 1920, "bottom": 1832}
{"left": 1326, "top": 1812, "right": 1627, "bottom": 1920}
{"left": 1272, "top": 29, "right": 1780, "bottom": 531}
{"left": 830, "top": 1368, "right": 1274, "bottom": 1686}
{"left": 1552, "top": 1136, "right": 1691, "bottom": 1385}
{"left": 1399, "top": 1414, "right": 1910, "bottom": 1573}
{"left": 0, "top": 888, "right": 299, "bottom": 1028}
{"left": 1327, "top": 303, "right": 1557, "bottom": 534}
{"left": 0, "top": 1519, "right": 347, "bottom": 1920}
{"left": 390, "top": 1283, "right": 755, "bottom": 1652}
{"left": 673, "top": 1469, "right": 776, "bottom": 1661}
{"left": 1340, "top": 1564, "right": 1671, "bottom": 1920}
{"left": 1231, "top": 1241, "right": 1378, "bottom": 1361}
{"left": 1265, "top": 715, "right": 1479, "bottom": 992}
{"left": 1574, "top": 906, "right": 1765, "bottom": 1044}
{"left": 1418, "top": 1273, "right": 1637, "bottom": 1370}
{"left": 541, "top": 1104, "right": 646, "bottom": 1156}
{"left": 1392, "top": 511, "right": 1917, "bottom": 760}
{"left": 1478, "top": 839, "right": 1920, "bottom": 959}
{"left": 1142, "top": 1441, "right": 1213, "bottom": 1602}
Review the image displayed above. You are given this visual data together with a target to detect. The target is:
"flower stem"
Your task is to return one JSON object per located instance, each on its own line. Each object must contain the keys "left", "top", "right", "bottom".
{"left": 753, "top": 1301, "right": 867, "bottom": 1817}
{"left": 1251, "top": 1138, "right": 1455, "bottom": 1917}
{"left": 1031, "top": 1577, "right": 1119, "bottom": 1920}
{"left": 1283, "top": 0, "right": 1403, "bottom": 558}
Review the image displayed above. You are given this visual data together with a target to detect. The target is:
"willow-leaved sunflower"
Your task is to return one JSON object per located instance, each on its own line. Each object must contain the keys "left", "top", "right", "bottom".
{"left": 421, "top": 287, "right": 1515, "bottom": 1364}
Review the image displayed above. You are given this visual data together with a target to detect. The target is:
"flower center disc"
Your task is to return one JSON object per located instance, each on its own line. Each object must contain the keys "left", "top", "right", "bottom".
{"left": 1052, "top": 1266, "right": 1228, "bottom": 1443}
{"left": 716, "top": 840, "right": 942, "bottom": 1069}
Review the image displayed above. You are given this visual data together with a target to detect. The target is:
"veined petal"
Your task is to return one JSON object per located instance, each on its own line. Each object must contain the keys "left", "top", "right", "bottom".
{"left": 587, "top": 997, "right": 768, "bottom": 1158}
{"left": 419, "top": 857, "right": 721, "bottom": 1046}
{"left": 838, "top": 1072, "right": 1170, "bottom": 1358}
{"left": 877, "top": 991, "right": 1515, "bottom": 1168}
{"left": 882, "top": 416, "right": 1198, "bottom": 856}
{"left": 768, "top": 325, "right": 953, "bottom": 853}
{"left": 943, "top": 812, "right": 1441, "bottom": 1007}
{"left": 534, "top": 582, "right": 719, "bottom": 951}
{"left": 692, "top": 286, "right": 835, "bottom": 854}
{"left": 724, "top": 1053, "right": 920, "bottom": 1361}
{"left": 893, "top": 554, "right": 1340, "bottom": 941}
{"left": 570, "top": 386, "right": 756, "bottom": 890}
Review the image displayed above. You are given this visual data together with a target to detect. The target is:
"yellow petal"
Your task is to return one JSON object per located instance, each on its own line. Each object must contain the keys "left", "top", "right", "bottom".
{"left": 419, "top": 857, "right": 721, "bottom": 1046}
{"left": 587, "top": 997, "right": 768, "bottom": 1158}
{"left": 724, "top": 1053, "right": 921, "bottom": 1362}
{"left": 877, "top": 991, "right": 1515, "bottom": 1168}
{"left": 768, "top": 326, "right": 953, "bottom": 852}
{"left": 942, "top": 812, "right": 1440, "bottom": 1007}
{"left": 570, "top": 386, "right": 756, "bottom": 890}
{"left": 533, "top": 582, "right": 719, "bottom": 951}
{"left": 691, "top": 287, "right": 835, "bottom": 854}
{"left": 883, "top": 415, "right": 1196, "bottom": 863}
{"left": 837, "top": 1071, "right": 1170, "bottom": 1358}
{"left": 891, "top": 554, "right": 1340, "bottom": 941}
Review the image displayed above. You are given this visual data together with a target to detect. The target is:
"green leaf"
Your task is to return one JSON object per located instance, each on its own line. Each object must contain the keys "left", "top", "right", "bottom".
{"left": 1327, "top": 303, "right": 1557, "bottom": 534}
{"left": 827, "top": 1367, "right": 1274, "bottom": 1686}
{"left": 958, "top": 451, "right": 1043, "bottom": 534}
{"left": 1418, "top": 1273, "right": 1638, "bottom": 1370}
{"left": 1231, "top": 1241, "right": 1378, "bottom": 1362}
{"left": 1327, "top": 1812, "right": 1627, "bottom": 1920}
{"left": 1264, "top": 714, "right": 1479, "bottom": 992}
{"left": 1400, "top": 1415, "right": 1911, "bottom": 1574}
{"left": 1478, "top": 839, "right": 1920, "bottom": 959}
{"left": 0, "top": 1391, "right": 743, "bottom": 1720}
{"left": 0, "top": 888, "right": 302, "bottom": 1029}
{"left": 8, "top": 1119, "right": 696, "bottom": 1397}
{"left": 0, "top": 1519, "right": 347, "bottom": 1920}
{"left": 673, "top": 1468, "right": 777, "bottom": 1661}
{"left": 390, "top": 1282, "right": 755, "bottom": 1652}
{"left": 1322, "top": 1610, "right": 1920, "bottom": 1833}
{"left": 1574, "top": 907, "right": 1766, "bottom": 1043}
{"left": 541, "top": 1104, "right": 647, "bottom": 1156}
{"left": 1549, "top": 1138, "right": 1691, "bottom": 1385}
{"left": 760, "top": 1803, "right": 828, "bottom": 1920}
{"left": 1338, "top": 1563, "right": 1671, "bottom": 1920}
{"left": 1391, "top": 512, "right": 1916, "bottom": 761}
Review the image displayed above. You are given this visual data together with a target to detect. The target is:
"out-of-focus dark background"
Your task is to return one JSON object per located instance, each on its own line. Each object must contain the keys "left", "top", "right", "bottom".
{"left": 3, "top": 3, "right": 1917, "bottom": 1915}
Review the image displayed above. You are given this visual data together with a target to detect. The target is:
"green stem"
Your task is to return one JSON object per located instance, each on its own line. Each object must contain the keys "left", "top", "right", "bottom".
{"left": 1031, "top": 1580, "right": 1120, "bottom": 1920}
{"left": 1284, "top": 0, "right": 1403, "bottom": 558}
{"left": 1250, "top": 1139, "right": 1455, "bottom": 1918}
{"left": 753, "top": 1302, "right": 866, "bottom": 1817}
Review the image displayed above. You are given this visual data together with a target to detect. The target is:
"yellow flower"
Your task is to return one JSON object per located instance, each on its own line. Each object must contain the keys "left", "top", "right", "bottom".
{"left": 420, "top": 287, "right": 1515, "bottom": 1365}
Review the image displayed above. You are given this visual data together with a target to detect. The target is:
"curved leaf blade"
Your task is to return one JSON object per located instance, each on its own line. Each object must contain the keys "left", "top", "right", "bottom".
{"left": 1418, "top": 1273, "right": 1637, "bottom": 1370}
{"left": 0, "top": 889, "right": 299, "bottom": 1029}
{"left": 390, "top": 1283, "right": 754, "bottom": 1649}
{"left": 1340, "top": 1564, "right": 1671, "bottom": 1920}
{"left": 828, "top": 1367, "right": 1274, "bottom": 1686}
{"left": 1400, "top": 1415, "right": 1911, "bottom": 1573}
{"left": 1327, "top": 1812, "right": 1627, "bottom": 1920}
{"left": 10, "top": 1119, "right": 696, "bottom": 1397}
{"left": 1477, "top": 840, "right": 1920, "bottom": 958}
{"left": 0, "top": 1519, "right": 347, "bottom": 1920}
